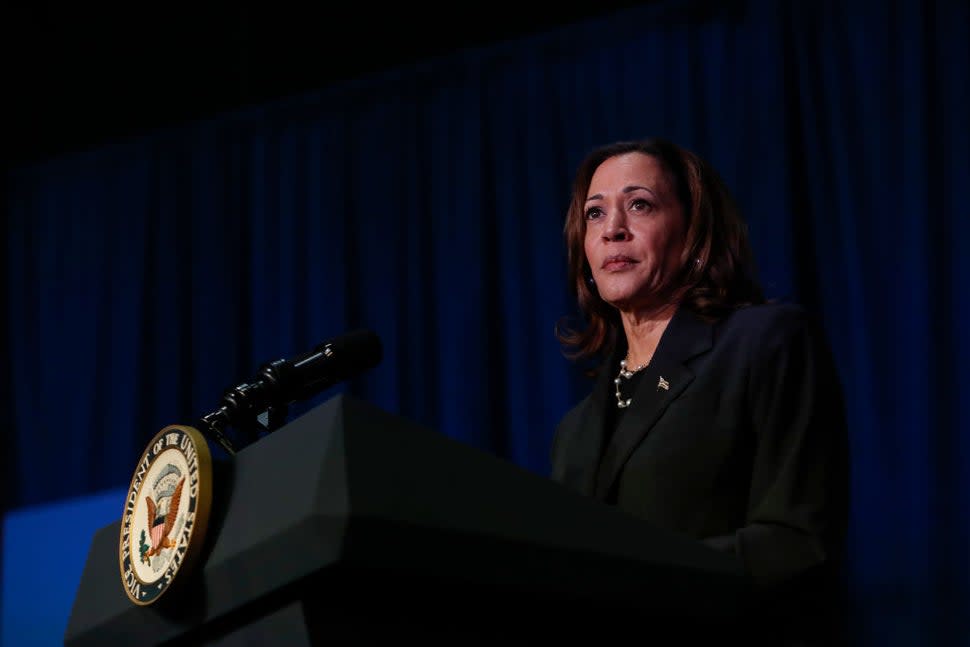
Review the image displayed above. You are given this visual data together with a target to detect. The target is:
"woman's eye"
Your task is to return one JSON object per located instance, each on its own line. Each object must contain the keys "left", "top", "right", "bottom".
{"left": 630, "top": 198, "right": 652, "bottom": 212}
{"left": 584, "top": 207, "right": 603, "bottom": 220}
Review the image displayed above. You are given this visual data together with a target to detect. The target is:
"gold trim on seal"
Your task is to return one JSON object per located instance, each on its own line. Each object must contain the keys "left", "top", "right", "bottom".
{"left": 118, "top": 424, "right": 213, "bottom": 606}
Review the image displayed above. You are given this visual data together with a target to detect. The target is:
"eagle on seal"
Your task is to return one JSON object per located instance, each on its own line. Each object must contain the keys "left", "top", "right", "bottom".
{"left": 145, "top": 466, "right": 186, "bottom": 558}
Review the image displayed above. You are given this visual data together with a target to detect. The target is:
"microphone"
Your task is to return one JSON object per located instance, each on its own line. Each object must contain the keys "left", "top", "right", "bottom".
{"left": 198, "top": 329, "right": 382, "bottom": 453}
{"left": 253, "top": 328, "right": 383, "bottom": 405}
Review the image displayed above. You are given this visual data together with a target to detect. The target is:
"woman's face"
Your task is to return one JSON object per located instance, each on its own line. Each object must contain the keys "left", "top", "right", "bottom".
{"left": 583, "top": 152, "right": 686, "bottom": 313}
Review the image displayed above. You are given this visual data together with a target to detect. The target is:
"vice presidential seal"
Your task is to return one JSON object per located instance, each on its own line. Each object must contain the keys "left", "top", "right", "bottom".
{"left": 119, "top": 424, "right": 213, "bottom": 605}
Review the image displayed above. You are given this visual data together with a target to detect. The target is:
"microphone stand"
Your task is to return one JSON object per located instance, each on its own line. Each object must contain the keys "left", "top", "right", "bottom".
{"left": 197, "top": 406, "right": 239, "bottom": 456}
{"left": 196, "top": 368, "right": 293, "bottom": 456}
{"left": 192, "top": 329, "right": 382, "bottom": 456}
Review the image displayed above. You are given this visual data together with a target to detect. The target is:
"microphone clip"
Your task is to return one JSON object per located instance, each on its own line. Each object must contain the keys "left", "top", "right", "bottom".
{"left": 196, "top": 364, "right": 291, "bottom": 455}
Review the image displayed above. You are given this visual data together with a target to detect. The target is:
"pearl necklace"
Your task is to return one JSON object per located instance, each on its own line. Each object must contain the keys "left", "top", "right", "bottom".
{"left": 614, "top": 357, "right": 648, "bottom": 408}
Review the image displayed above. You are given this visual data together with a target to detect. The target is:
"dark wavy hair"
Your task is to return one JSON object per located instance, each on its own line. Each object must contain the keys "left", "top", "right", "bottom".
{"left": 556, "top": 137, "right": 765, "bottom": 364}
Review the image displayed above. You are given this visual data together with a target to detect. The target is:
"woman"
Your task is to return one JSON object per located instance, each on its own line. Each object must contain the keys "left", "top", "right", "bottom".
{"left": 551, "top": 138, "right": 850, "bottom": 645}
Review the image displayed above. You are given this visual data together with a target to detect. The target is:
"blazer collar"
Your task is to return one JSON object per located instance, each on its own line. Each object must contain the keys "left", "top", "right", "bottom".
{"left": 592, "top": 305, "right": 714, "bottom": 501}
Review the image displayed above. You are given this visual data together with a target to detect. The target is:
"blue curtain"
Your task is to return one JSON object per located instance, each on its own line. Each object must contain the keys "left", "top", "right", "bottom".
{"left": 3, "top": 0, "right": 968, "bottom": 644}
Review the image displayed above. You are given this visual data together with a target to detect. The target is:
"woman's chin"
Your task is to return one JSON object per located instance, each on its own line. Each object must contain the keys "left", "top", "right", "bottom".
{"left": 600, "top": 292, "right": 674, "bottom": 317}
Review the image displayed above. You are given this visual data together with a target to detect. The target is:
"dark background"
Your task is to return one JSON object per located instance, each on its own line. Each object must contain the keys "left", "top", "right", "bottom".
{"left": 4, "top": 1, "right": 646, "bottom": 169}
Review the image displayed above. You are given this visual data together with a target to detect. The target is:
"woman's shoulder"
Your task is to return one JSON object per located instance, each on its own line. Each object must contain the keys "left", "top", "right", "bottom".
{"left": 724, "top": 301, "right": 813, "bottom": 325}
{"left": 715, "top": 301, "right": 823, "bottom": 346}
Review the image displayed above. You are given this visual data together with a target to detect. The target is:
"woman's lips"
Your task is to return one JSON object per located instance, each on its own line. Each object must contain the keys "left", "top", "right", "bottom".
{"left": 602, "top": 256, "right": 638, "bottom": 270}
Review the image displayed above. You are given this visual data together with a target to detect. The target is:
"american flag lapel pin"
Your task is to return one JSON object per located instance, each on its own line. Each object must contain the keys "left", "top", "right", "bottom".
{"left": 657, "top": 376, "right": 670, "bottom": 391}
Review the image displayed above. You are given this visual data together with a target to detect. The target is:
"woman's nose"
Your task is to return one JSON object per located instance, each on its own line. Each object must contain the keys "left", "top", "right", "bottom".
{"left": 602, "top": 210, "right": 630, "bottom": 241}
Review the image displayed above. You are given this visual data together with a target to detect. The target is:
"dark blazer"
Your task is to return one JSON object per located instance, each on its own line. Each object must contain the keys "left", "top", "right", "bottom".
{"left": 551, "top": 303, "right": 851, "bottom": 642}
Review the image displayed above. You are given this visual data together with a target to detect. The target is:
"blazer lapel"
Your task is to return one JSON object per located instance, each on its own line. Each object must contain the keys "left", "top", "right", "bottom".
{"left": 593, "top": 307, "right": 714, "bottom": 501}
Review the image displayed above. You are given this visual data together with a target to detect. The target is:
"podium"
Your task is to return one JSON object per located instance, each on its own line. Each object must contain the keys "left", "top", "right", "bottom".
{"left": 64, "top": 394, "right": 752, "bottom": 645}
